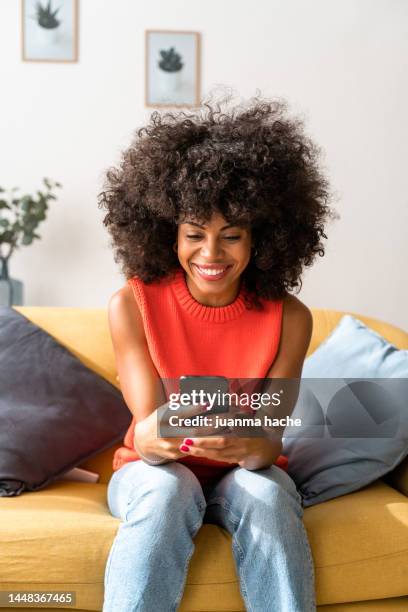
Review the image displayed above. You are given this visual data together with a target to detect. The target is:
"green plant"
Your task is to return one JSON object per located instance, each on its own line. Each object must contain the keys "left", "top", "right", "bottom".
{"left": 158, "top": 47, "right": 183, "bottom": 72}
{"left": 0, "top": 178, "right": 62, "bottom": 264}
{"left": 34, "top": 1, "right": 61, "bottom": 29}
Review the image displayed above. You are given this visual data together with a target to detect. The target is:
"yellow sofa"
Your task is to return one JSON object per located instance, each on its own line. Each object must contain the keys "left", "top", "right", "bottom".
{"left": 0, "top": 307, "right": 407, "bottom": 612}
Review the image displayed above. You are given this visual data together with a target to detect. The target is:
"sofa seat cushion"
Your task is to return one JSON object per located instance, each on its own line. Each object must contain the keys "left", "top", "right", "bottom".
{"left": 0, "top": 481, "right": 117, "bottom": 610}
{"left": 0, "top": 480, "right": 244, "bottom": 612}
{"left": 304, "top": 480, "right": 408, "bottom": 606}
{"left": 0, "top": 480, "right": 407, "bottom": 611}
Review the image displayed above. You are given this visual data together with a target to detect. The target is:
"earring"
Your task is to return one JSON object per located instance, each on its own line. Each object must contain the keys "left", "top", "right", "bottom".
{"left": 252, "top": 249, "right": 258, "bottom": 257}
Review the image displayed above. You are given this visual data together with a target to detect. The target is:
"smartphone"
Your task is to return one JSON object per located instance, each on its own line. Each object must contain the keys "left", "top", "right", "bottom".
{"left": 179, "top": 375, "right": 230, "bottom": 414}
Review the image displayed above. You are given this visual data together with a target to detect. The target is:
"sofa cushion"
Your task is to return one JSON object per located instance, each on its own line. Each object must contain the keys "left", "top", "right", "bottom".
{"left": 0, "top": 479, "right": 406, "bottom": 610}
{"left": 303, "top": 481, "right": 408, "bottom": 606}
{"left": 283, "top": 315, "right": 408, "bottom": 507}
{"left": 0, "top": 307, "right": 132, "bottom": 497}
{"left": 0, "top": 481, "right": 116, "bottom": 610}
{"left": 304, "top": 314, "right": 408, "bottom": 377}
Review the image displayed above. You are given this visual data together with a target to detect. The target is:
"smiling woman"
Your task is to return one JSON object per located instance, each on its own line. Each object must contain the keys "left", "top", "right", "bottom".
{"left": 98, "top": 92, "right": 335, "bottom": 310}
{"left": 98, "top": 91, "right": 335, "bottom": 612}
{"left": 175, "top": 213, "right": 252, "bottom": 307}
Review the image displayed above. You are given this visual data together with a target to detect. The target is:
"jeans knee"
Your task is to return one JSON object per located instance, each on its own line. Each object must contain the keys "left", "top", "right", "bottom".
{"left": 228, "top": 466, "right": 303, "bottom": 517}
{"left": 139, "top": 461, "right": 204, "bottom": 504}
{"left": 109, "top": 460, "right": 206, "bottom": 523}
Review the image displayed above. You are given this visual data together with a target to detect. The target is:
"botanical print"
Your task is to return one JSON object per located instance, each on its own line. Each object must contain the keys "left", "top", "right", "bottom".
{"left": 22, "top": 0, "right": 78, "bottom": 62}
{"left": 146, "top": 31, "right": 200, "bottom": 107}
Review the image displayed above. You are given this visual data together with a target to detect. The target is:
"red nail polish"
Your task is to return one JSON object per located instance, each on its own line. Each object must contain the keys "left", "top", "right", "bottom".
{"left": 180, "top": 445, "right": 190, "bottom": 452}
{"left": 184, "top": 439, "right": 194, "bottom": 445}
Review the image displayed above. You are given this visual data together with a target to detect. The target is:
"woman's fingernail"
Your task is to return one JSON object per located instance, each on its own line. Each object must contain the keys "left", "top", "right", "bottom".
{"left": 180, "top": 445, "right": 190, "bottom": 452}
{"left": 184, "top": 439, "right": 194, "bottom": 446}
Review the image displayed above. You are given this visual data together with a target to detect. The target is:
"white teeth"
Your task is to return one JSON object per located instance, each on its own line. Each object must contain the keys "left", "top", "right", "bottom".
{"left": 197, "top": 266, "right": 227, "bottom": 276}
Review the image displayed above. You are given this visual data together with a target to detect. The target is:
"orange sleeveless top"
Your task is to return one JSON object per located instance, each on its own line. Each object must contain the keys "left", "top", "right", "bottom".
{"left": 112, "top": 267, "right": 288, "bottom": 485}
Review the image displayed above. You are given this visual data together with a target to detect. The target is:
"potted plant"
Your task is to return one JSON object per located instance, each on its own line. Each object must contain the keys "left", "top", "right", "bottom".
{"left": 32, "top": 1, "right": 62, "bottom": 46}
{"left": 0, "top": 178, "right": 62, "bottom": 307}
{"left": 158, "top": 47, "right": 184, "bottom": 98}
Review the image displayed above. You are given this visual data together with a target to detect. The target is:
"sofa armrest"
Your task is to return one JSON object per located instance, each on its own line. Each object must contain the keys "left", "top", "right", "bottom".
{"left": 382, "top": 455, "right": 408, "bottom": 497}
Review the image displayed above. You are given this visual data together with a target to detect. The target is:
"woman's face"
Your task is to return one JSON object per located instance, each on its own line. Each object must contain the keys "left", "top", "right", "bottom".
{"left": 176, "top": 212, "right": 252, "bottom": 306}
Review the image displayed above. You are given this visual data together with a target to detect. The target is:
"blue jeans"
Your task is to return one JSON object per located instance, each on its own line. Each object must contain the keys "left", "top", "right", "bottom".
{"left": 102, "top": 460, "right": 316, "bottom": 612}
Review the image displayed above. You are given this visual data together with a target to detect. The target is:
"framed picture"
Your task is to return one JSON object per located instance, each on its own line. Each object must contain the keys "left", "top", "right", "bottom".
{"left": 21, "top": 0, "right": 79, "bottom": 63}
{"left": 145, "top": 30, "right": 201, "bottom": 108}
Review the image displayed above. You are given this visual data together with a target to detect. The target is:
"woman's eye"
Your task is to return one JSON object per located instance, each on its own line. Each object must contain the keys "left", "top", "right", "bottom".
{"left": 185, "top": 234, "right": 241, "bottom": 241}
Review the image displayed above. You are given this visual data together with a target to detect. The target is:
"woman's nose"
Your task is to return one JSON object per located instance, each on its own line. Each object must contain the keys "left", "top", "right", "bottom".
{"left": 201, "top": 238, "right": 222, "bottom": 258}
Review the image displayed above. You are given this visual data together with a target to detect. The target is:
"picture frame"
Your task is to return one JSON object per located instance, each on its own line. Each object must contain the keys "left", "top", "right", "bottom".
{"left": 145, "top": 30, "right": 201, "bottom": 108}
{"left": 21, "top": 0, "right": 79, "bottom": 63}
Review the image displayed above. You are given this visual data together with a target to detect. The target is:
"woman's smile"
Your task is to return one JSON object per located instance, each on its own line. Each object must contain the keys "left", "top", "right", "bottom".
{"left": 191, "top": 263, "right": 233, "bottom": 281}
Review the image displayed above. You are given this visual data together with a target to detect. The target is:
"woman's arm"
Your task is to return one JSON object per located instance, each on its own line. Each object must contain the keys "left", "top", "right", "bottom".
{"left": 109, "top": 285, "right": 191, "bottom": 463}
{"left": 238, "top": 294, "right": 313, "bottom": 469}
{"left": 267, "top": 295, "right": 313, "bottom": 379}
{"left": 108, "top": 284, "right": 166, "bottom": 423}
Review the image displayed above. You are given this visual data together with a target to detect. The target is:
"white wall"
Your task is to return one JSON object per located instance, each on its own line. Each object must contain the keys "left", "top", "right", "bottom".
{"left": 1, "top": 0, "right": 407, "bottom": 329}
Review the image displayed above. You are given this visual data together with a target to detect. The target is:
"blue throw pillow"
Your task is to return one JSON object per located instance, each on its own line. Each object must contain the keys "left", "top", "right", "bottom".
{"left": 282, "top": 315, "right": 408, "bottom": 507}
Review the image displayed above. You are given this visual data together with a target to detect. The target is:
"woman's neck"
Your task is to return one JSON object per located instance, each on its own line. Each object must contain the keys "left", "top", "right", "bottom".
{"left": 185, "top": 273, "right": 242, "bottom": 307}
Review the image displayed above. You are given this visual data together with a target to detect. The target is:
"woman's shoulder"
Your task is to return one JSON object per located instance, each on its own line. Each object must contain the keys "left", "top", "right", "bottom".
{"left": 127, "top": 270, "right": 179, "bottom": 292}
{"left": 110, "top": 270, "right": 183, "bottom": 324}
{"left": 109, "top": 283, "right": 134, "bottom": 304}
{"left": 256, "top": 292, "right": 310, "bottom": 317}
{"left": 282, "top": 293, "right": 311, "bottom": 314}
{"left": 109, "top": 280, "right": 138, "bottom": 310}
{"left": 281, "top": 294, "right": 313, "bottom": 333}
{"left": 108, "top": 284, "right": 146, "bottom": 341}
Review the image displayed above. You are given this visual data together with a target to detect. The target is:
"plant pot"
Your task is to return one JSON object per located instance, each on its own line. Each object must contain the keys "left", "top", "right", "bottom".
{"left": 158, "top": 70, "right": 183, "bottom": 99}
{"left": 35, "top": 25, "right": 61, "bottom": 47}
{"left": 0, "top": 258, "right": 24, "bottom": 307}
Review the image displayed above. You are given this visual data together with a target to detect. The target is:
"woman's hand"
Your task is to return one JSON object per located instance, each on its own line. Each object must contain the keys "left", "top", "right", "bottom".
{"left": 178, "top": 433, "right": 282, "bottom": 470}
{"left": 176, "top": 402, "right": 283, "bottom": 469}
{"left": 134, "top": 401, "right": 231, "bottom": 463}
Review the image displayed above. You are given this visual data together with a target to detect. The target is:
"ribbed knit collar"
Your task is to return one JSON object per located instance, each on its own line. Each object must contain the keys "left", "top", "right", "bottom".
{"left": 172, "top": 267, "right": 248, "bottom": 323}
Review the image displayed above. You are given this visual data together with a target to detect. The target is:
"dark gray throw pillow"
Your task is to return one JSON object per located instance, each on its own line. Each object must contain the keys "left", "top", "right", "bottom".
{"left": 0, "top": 307, "right": 132, "bottom": 497}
